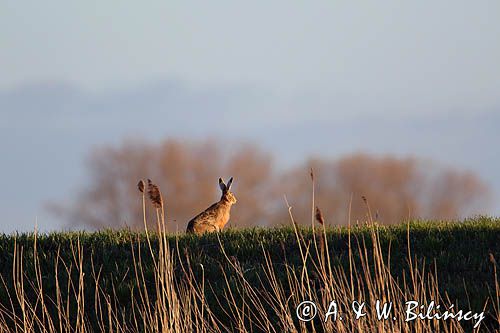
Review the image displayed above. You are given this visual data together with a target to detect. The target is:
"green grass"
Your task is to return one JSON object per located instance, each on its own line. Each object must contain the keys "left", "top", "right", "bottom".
{"left": 0, "top": 216, "right": 499, "bottom": 331}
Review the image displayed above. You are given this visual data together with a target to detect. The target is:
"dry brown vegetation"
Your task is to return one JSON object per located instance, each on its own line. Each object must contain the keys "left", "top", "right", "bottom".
{"left": 4, "top": 203, "right": 499, "bottom": 332}
{"left": 49, "top": 139, "right": 490, "bottom": 230}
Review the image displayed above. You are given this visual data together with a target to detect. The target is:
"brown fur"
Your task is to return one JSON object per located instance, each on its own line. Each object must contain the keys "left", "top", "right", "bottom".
{"left": 186, "top": 178, "right": 236, "bottom": 234}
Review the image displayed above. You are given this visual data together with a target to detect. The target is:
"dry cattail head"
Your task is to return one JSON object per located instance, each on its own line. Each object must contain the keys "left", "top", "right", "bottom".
{"left": 310, "top": 168, "right": 315, "bottom": 182}
{"left": 147, "top": 179, "right": 163, "bottom": 209}
{"left": 137, "top": 179, "right": 145, "bottom": 193}
{"left": 315, "top": 206, "right": 325, "bottom": 225}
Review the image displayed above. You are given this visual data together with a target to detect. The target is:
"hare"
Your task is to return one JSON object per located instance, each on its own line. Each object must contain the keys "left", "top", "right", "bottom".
{"left": 186, "top": 177, "right": 237, "bottom": 234}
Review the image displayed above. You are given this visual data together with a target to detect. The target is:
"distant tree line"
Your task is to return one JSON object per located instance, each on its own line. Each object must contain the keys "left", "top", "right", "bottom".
{"left": 48, "top": 139, "right": 490, "bottom": 230}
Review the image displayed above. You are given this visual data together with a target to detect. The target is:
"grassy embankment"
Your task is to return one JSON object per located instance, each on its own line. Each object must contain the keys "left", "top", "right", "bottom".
{"left": 0, "top": 216, "right": 498, "bottom": 332}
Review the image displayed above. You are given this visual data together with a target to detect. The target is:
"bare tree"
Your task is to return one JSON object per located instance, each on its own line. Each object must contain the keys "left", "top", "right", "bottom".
{"left": 276, "top": 154, "right": 490, "bottom": 226}
{"left": 221, "top": 144, "right": 273, "bottom": 227}
{"left": 49, "top": 141, "right": 490, "bottom": 230}
{"left": 49, "top": 139, "right": 274, "bottom": 230}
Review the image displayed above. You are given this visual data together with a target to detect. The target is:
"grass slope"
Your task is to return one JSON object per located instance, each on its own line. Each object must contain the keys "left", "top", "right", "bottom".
{"left": 0, "top": 216, "right": 498, "bottom": 331}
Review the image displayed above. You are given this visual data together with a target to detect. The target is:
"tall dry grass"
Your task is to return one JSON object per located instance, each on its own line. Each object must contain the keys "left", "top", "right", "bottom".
{"left": 0, "top": 180, "right": 498, "bottom": 332}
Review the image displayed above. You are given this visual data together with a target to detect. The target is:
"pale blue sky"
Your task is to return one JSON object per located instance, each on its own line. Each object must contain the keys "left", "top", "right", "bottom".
{"left": 1, "top": 1, "right": 499, "bottom": 231}
{"left": 3, "top": 1, "right": 500, "bottom": 100}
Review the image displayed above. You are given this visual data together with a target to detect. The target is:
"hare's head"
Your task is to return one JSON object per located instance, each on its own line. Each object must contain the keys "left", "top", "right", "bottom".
{"left": 219, "top": 177, "right": 237, "bottom": 204}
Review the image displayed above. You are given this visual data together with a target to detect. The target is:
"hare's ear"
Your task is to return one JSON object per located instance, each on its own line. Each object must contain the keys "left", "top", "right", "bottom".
{"left": 219, "top": 177, "right": 226, "bottom": 192}
{"left": 226, "top": 177, "right": 233, "bottom": 190}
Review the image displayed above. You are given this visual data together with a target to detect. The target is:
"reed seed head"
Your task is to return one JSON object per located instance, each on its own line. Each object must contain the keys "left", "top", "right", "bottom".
{"left": 137, "top": 179, "right": 145, "bottom": 193}
{"left": 147, "top": 179, "right": 163, "bottom": 209}
{"left": 315, "top": 206, "right": 325, "bottom": 225}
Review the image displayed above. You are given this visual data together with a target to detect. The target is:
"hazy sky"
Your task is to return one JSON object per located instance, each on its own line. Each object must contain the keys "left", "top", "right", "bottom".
{"left": 1, "top": 1, "right": 499, "bottom": 232}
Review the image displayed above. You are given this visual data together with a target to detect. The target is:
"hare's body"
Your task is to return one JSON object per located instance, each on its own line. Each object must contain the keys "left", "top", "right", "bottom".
{"left": 187, "top": 177, "right": 236, "bottom": 234}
